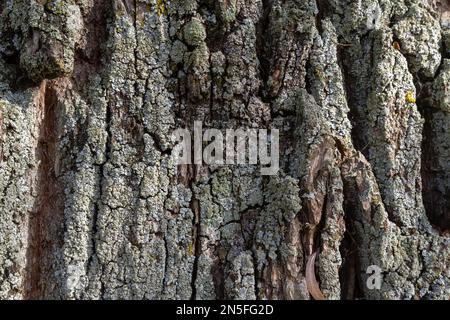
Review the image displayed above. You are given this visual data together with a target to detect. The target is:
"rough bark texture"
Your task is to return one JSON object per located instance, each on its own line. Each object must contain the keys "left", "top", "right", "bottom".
{"left": 0, "top": 0, "right": 449, "bottom": 300}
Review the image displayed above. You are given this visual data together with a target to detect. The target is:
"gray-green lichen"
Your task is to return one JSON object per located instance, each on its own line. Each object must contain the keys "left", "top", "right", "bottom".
{"left": 183, "top": 17, "right": 206, "bottom": 47}
{"left": 393, "top": 4, "right": 442, "bottom": 78}
{"left": 0, "top": 90, "right": 43, "bottom": 299}
{"left": 0, "top": 0, "right": 83, "bottom": 82}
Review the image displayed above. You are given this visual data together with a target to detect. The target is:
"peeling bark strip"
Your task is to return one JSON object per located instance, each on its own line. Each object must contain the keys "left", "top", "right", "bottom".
{"left": 0, "top": 0, "right": 449, "bottom": 300}
{"left": 306, "top": 252, "right": 325, "bottom": 301}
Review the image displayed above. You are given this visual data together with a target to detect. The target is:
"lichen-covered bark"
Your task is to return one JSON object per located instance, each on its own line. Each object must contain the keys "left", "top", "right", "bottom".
{"left": 0, "top": 0, "right": 449, "bottom": 300}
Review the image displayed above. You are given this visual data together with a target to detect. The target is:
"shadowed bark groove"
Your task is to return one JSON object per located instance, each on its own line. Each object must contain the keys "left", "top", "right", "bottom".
{"left": 25, "top": 81, "right": 64, "bottom": 299}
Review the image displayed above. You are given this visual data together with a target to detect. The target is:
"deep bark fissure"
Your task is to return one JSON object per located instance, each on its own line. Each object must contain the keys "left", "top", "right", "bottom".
{"left": 339, "top": 195, "right": 362, "bottom": 300}
{"left": 315, "top": 0, "right": 331, "bottom": 34}
{"left": 190, "top": 192, "right": 201, "bottom": 300}
{"left": 73, "top": 0, "right": 109, "bottom": 93}
{"left": 420, "top": 106, "right": 450, "bottom": 231}
{"left": 338, "top": 45, "right": 370, "bottom": 157}
{"left": 211, "top": 246, "right": 226, "bottom": 300}
{"left": 403, "top": 50, "right": 450, "bottom": 231}
{"left": 255, "top": 0, "right": 273, "bottom": 103}
{"left": 25, "top": 82, "right": 64, "bottom": 299}
{"left": 414, "top": 44, "right": 450, "bottom": 232}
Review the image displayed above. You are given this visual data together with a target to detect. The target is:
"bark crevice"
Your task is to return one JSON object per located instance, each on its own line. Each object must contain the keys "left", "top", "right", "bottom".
{"left": 25, "top": 81, "right": 64, "bottom": 299}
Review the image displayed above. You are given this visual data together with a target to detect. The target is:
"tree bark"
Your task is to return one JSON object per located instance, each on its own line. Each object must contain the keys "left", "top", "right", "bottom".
{"left": 0, "top": 0, "right": 449, "bottom": 300}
